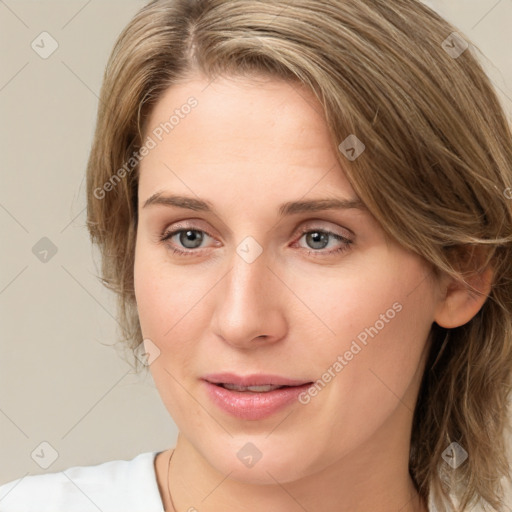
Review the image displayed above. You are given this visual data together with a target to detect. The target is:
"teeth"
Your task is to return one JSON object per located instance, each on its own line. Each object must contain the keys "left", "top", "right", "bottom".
{"left": 221, "top": 383, "right": 284, "bottom": 392}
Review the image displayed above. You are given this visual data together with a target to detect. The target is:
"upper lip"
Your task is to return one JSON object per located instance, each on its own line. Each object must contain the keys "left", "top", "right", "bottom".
{"left": 203, "top": 373, "right": 312, "bottom": 387}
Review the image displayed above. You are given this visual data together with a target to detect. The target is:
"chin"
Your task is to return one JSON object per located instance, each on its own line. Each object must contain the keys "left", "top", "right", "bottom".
{"left": 218, "top": 459, "right": 309, "bottom": 486}
{"left": 201, "top": 436, "right": 317, "bottom": 485}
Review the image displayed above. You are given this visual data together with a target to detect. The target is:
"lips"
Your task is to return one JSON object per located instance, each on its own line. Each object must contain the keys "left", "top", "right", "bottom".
{"left": 202, "top": 373, "right": 313, "bottom": 420}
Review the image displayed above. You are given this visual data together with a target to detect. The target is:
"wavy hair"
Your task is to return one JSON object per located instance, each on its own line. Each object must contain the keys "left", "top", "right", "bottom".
{"left": 85, "top": 0, "right": 512, "bottom": 510}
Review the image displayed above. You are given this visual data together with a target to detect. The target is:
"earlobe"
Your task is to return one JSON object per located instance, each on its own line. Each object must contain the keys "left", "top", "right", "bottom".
{"left": 434, "top": 265, "right": 493, "bottom": 329}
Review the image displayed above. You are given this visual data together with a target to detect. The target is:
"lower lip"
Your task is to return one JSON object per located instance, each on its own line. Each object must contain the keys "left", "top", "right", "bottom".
{"left": 203, "top": 380, "right": 312, "bottom": 420}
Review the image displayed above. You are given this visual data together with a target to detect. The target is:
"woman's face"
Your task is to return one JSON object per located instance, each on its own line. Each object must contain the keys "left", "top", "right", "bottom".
{"left": 134, "top": 74, "right": 440, "bottom": 483}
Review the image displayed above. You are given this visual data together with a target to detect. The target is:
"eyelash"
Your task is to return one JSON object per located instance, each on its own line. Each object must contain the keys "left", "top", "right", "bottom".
{"left": 158, "top": 226, "right": 352, "bottom": 258}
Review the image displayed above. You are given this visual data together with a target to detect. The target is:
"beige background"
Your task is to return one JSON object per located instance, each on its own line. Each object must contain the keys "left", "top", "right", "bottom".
{"left": 1, "top": 0, "right": 511, "bottom": 506}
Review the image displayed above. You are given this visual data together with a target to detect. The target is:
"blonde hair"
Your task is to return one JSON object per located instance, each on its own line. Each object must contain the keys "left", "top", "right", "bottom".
{"left": 85, "top": 0, "right": 512, "bottom": 510}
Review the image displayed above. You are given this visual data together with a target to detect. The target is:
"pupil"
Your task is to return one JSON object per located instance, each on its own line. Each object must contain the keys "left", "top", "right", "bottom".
{"left": 307, "top": 231, "right": 328, "bottom": 249}
{"left": 180, "top": 230, "right": 203, "bottom": 249}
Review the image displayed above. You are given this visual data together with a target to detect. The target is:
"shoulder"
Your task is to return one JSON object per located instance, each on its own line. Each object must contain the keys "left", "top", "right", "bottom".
{"left": 0, "top": 451, "right": 164, "bottom": 512}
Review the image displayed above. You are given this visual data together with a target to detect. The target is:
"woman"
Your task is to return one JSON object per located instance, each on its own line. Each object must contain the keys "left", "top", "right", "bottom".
{"left": 1, "top": 0, "right": 511, "bottom": 511}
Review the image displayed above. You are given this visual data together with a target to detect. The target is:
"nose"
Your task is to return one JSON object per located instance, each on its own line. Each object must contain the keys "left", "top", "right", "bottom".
{"left": 210, "top": 248, "right": 288, "bottom": 350}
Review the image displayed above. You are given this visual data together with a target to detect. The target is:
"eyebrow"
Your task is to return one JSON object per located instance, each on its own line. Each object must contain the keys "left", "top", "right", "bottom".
{"left": 142, "top": 193, "right": 366, "bottom": 216}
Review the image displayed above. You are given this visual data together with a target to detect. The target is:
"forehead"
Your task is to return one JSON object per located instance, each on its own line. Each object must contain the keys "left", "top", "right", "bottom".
{"left": 138, "top": 75, "right": 357, "bottom": 207}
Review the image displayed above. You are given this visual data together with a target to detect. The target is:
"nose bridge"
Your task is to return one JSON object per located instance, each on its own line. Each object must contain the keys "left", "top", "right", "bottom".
{"left": 225, "top": 233, "right": 273, "bottom": 301}
{"left": 212, "top": 241, "right": 286, "bottom": 346}
{"left": 224, "top": 248, "right": 274, "bottom": 318}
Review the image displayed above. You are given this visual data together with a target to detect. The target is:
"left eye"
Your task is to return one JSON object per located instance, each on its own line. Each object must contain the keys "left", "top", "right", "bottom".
{"left": 295, "top": 229, "right": 352, "bottom": 256}
{"left": 298, "top": 230, "right": 346, "bottom": 250}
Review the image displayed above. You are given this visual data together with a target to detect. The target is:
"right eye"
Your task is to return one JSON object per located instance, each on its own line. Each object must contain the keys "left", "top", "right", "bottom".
{"left": 159, "top": 227, "right": 217, "bottom": 256}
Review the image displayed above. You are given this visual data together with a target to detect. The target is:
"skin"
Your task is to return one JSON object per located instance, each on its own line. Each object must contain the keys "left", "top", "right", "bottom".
{"left": 133, "top": 74, "right": 490, "bottom": 512}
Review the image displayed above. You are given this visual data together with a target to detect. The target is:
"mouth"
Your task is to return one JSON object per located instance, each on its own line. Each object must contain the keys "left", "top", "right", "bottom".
{"left": 203, "top": 372, "right": 312, "bottom": 388}
{"left": 202, "top": 373, "right": 314, "bottom": 420}
{"left": 214, "top": 383, "right": 297, "bottom": 392}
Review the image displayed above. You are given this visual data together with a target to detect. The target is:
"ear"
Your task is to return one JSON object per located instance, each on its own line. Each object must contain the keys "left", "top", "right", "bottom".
{"left": 434, "top": 263, "right": 493, "bottom": 329}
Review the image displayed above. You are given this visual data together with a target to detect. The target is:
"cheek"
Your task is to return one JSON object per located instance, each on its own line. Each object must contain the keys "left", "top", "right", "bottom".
{"left": 299, "top": 254, "right": 435, "bottom": 412}
{"left": 134, "top": 243, "right": 200, "bottom": 339}
{"left": 134, "top": 244, "right": 204, "bottom": 419}
{"left": 133, "top": 241, "right": 220, "bottom": 385}
{"left": 300, "top": 255, "right": 434, "bottom": 353}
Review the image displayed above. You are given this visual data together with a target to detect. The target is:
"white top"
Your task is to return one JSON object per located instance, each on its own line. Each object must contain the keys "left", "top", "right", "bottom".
{"left": 0, "top": 450, "right": 439, "bottom": 511}
{"left": 0, "top": 451, "right": 165, "bottom": 512}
